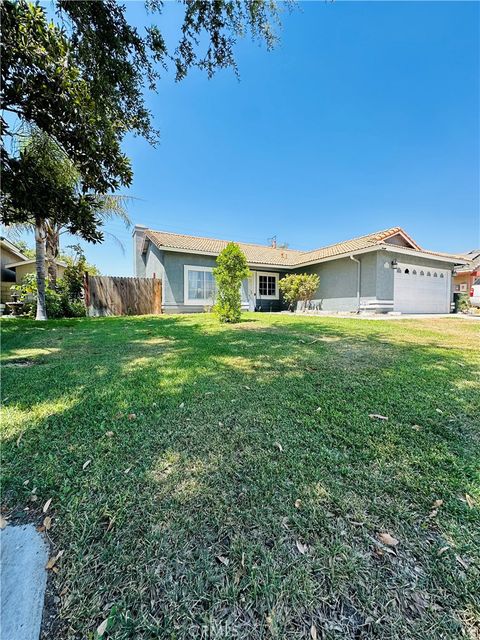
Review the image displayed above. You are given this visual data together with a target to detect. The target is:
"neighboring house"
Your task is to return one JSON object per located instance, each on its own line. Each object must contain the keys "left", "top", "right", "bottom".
{"left": 453, "top": 250, "right": 480, "bottom": 294}
{"left": 0, "top": 237, "right": 67, "bottom": 305}
{"left": 133, "top": 225, "right": 467, "bottom": 314}
{"left": 1, "top": 237, "right": 29, "bottom": 304}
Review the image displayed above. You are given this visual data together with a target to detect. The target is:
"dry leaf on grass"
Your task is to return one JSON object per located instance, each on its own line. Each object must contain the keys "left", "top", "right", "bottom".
{"left": 274, "top": 442, "right": 283, "bottom": 453}
{"left": 411, "top": 424, "right": 422, "bottom": 431}
{"left": 216, "top": 555, "right": 229, "bottom": 566}
{"left": 369, "top": 414, "right": 388, "bottom": 421}
{"left": 16, "top": 432, "right": 24, "bottom": 447}
{"left": 124, "top": 467, "right": 131, "bottom": 474}
{"left": 0, "top": 515, "right": 7, "bottom": 530}
{"left": 105, "top": 431, "right": 114, "bottom": 437}
{"left": 295, "top": 499, "right": 302, "bottom": 509}
{"left": 97, "top": 618, "right": 109, "bottom": 637}
{"left": 465, "top": 494, "right": 475, "bottom": 509}
{"left": 432, "top": 499, "right": 444, "bottom": 509}
{"left": 82, "top": 459, "right": 92, "bottom": 470}
{"left": 455, "top": 554, "right": 469, "bottom": 570}
{"left": 436, "top": 408, "right": 443, "bottom": 414}
{"left": 43, "top": 498, "right": 52, "bottom": 513}
{"left": 377, "top": 532, "right": 399, "bottom": 546}
{"left": 296, "top": 540, "right": 308, "bottom": 555}
{"left": 437, "top": 546, "right": 449, "bottom": 556}
{"left": 310, "top": 624, "right": 318, "bottom": 640}
{"left": 179, "top": 403, "right": 185, "bottom": 409}
{"left": 43, "top": 516, "right": 52, "bottom": 530}
{"left": 428, "top": 509, "right": 438, "bottom": 518}
{"left": 127, "top": 413, "right": 136, "bottom": 420}
{"left": 46, "top": 549, "right": 64, "bottom": 570}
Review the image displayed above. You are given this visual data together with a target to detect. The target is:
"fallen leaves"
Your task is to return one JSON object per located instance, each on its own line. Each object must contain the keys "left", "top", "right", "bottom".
{"left": 294, "top": 499, "right": 302, "bottom": 509}
{"left": 127, "top": 413, "right": 136, "bottom": 421}
{"left": 437, "top": 546, "right": 449, "bottom": 556}
{"left": 105, "top": 431, "right": 114, "bottom": 438}
{"left": 465, "top": 494, "right": 475, "bottom": 509}
{"left": 43, "top": 498, "right": 52, "bottom": 513}
{"left": 274, "top": 442, "right": 283, "bottom": 453}
{"left": 97, "top": 618, "right": 109, "bottom": 637}
{"left": 310, "top": 623, "right": 318, "bottom": 640}
{"left": 216, "top": 555, "right": 229, "bottom": 566}
{"left": 0, "top": 515, "right": 8, "bottom": 530}
{"left": 377, "top": 532, "right": 399, "bottom": 547}
{"left": 455, "top": 554, "right": 469, "bottom": 570}
{"left": 43, "top": 516, "right": 52, "bottom": 531}
{"left": 82, "top": 459, "right": 92, "bottom": 470}
{"left": 296, "top": 540, "right": 308, "bottom": 555}
{"left": 46, "top": 549, "right": 64, "bottom": 570}
{"left": 369, "top": 414, "right": 388, "bottom": 421}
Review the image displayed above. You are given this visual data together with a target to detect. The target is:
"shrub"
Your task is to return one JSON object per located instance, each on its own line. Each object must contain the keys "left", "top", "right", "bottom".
{"left": 279, "top": 273, "right": 320, "bottom": 311}
{"left": 11, "top": 272, "right": 86, "bottom": 319}
{"left": 213, "top": 243, "right": 250, "bottom": 323}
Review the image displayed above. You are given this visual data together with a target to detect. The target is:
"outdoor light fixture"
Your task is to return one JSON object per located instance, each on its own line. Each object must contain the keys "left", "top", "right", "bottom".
{"left": 391, "top": 259, "right": 398, "bottom": 269}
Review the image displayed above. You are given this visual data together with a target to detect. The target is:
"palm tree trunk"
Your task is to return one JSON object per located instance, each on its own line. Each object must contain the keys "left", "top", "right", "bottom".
{"left": 45, "top": 224, "right": 59, "bottom": 287}
{"left": 35, "top": 217, "right": 48, "bottom": 321}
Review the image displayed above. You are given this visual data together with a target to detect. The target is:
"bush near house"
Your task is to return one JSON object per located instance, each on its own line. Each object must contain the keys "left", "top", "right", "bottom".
{"left": 279, "top": 272, "right": 320, "bottom": 310}
{"left": 213, "top": 243, "right": 250, "bottom": 323}
{"left": 11, "top": 248, "right": 92, "bottom": 319}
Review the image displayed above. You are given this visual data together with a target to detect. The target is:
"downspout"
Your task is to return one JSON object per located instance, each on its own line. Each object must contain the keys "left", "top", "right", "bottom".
{"left": 350, "top": 254, "right": 361, "bottom": 313}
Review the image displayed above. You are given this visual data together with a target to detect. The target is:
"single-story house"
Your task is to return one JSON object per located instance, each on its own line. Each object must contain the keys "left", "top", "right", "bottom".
{"left": 133, "top": 225, "right": 467, "bottom": 314}
{"left": 453, "top": 249, "right": 480, "bottom": 294}
{"left": 0, "top": 237, "right": 66, "bottom": 305}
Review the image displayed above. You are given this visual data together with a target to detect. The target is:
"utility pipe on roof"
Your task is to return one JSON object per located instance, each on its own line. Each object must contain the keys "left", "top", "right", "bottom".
{"left": 350, "top": 254, "right": 361, "bottom": 313}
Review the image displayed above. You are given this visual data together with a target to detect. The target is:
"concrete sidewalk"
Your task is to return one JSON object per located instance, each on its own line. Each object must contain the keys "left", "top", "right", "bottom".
{"left": 1, "top": 524, "right": 49, "bottom": 640}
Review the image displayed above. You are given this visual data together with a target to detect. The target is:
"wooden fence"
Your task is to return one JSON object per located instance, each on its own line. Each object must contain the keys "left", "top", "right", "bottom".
{"left": 84, "top": 275, "right": 162, "bottom": 317}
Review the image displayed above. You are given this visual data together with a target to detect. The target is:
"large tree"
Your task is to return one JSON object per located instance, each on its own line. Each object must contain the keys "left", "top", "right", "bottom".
{"left": 2, "top": 129, "right": 103, "bottom": 319}
{"left": 1, "top": 0, "right": 283, "bottom": 193}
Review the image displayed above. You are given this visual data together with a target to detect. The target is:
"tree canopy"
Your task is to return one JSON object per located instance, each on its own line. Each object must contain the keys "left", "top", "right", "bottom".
{"left": 1, "top": 0, "right": 283, "bottom": 193}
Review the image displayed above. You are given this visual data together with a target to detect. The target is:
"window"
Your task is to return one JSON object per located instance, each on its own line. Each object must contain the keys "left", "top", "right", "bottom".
{"left": 420, "top": 271, "right": 424, "bottom": 276}
{"left": 404, "top": 268, "right": 410, "bottom": 274}
{"left": 184, "top": 266, "right": 216, "bottom": 305}
{"left": 412, "top": 270, "right": 417, "bottom": 275}
{"left": 256, "top": 272, "right": 279, "bottom": 299}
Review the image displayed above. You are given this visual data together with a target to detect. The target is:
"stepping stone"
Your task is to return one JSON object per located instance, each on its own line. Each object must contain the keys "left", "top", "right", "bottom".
{"left": 1, "top": 524, "right": 49, "bottom": 640}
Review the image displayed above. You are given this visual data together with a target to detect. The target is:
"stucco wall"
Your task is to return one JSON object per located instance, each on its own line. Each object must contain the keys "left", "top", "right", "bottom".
{"left": 293, "top": 252, "right": 378, "bottom": 312}
{"left": 14, "top": 262, "right": 66, "bottom": 283}
{"left": 144, "top": 245, "right": 287, "bottom": 313}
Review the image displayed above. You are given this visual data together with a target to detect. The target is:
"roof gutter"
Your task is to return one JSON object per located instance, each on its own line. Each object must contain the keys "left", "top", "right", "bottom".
{"left": 350, "top": 254, "right": 361, "bottom": 313}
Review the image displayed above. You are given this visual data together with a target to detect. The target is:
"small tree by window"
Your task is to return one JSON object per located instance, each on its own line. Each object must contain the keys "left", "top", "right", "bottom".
{"left": 213, "top": 243, "right": 250, "bottom": 323}
{"left": 279, "top": 273, "right": 320, "bottom": 311}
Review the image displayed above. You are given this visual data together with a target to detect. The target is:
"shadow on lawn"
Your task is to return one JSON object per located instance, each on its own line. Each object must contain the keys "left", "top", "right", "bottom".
{"left": 1, "top": 315, "right": 479, "bottom": 639}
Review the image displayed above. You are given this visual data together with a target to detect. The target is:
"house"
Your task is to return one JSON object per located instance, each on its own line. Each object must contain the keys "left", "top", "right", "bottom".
{"left": 453, "top": 250, "right": 480, "bottom": 295}
{"left": 0, "top": 237, "right": 67, "bottom": 305}
{"left": 1, "top": 237, "right": 29, "bottom": 304}
{"left": 133, "top": 225, "right": 467, "bottom": 314}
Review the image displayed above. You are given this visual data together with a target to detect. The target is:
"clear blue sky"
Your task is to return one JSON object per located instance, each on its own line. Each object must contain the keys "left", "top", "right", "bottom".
{"left": 19, "top": 1, "right": 480, "bottom": 274}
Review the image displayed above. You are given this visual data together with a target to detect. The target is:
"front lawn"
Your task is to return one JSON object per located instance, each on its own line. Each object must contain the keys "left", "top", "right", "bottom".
{"left": 1, "top": 314, "right": 479, "bottom": 639}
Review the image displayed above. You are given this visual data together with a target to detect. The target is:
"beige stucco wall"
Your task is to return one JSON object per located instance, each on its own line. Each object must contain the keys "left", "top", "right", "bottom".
{"left": 14, "top": 262, "right": 66, "bottom": 283}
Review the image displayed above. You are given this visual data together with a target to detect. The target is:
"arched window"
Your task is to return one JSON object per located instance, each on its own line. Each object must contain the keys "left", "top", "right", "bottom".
{"left": 433, "top": 272, "right": 438, "bottom": 277}
{"left": 440, "top": 273, "right": 444, "bottom": 278}
{"left": 397, "top": 268, "right": 402, "bottom": 273}
{"left": 412, "top": 270, "right": 417, "bottom": 275}
{"left": 427, "top": 271, "right": 431, "bottom": 277}
{"left": 420, "top": 271, "right": 424, "bottom": 276}
{"left": 404, "top": 268, "right": 410, "bottom": 274}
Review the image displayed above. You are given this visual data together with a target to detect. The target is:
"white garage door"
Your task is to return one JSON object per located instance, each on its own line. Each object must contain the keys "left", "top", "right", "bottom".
{"left": 394, "top": 263, "right": 451, "bottom": 313}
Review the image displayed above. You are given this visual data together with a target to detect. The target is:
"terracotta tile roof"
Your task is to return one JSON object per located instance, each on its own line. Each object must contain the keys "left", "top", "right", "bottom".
{"left": 144, "top": 227, "right": 464, "bottom": 267}
{"left": 145, "top": 230, "right": 303, "bottom": 266}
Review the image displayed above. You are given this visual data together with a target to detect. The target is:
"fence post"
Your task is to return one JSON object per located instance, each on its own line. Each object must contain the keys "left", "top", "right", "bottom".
{"left": 83, "top": 272, "right": 90, "bottom": 311}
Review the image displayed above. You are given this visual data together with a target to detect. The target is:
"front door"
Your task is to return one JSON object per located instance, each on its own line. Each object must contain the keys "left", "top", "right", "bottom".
{"left": 247, "top": 272, "right": 256, "bottom": 311}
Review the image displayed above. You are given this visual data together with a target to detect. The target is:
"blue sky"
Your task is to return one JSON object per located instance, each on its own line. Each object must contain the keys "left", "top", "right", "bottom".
{"left": 16, "top": 1, "right": 480, "bottom": 274}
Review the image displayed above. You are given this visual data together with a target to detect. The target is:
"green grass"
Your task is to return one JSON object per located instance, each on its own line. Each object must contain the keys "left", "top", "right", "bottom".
{"left": 1, "top": 313, "right": 479, "bottom": 639}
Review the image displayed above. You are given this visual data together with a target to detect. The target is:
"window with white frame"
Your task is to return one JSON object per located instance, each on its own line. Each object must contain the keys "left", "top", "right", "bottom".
{"left": 184, "top": 266, "right": 216, "bottom": 305}
{"left": 257, "top": 272, "right": 279, "bottom": 299}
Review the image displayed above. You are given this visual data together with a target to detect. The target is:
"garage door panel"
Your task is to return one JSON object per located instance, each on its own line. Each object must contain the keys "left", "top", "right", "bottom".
{"left": 394, "top": 264, "right": 450, "bottom": 313}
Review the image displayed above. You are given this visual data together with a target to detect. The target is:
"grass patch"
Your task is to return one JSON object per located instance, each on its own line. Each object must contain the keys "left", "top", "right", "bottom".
{"left": 1, "top": 313, "right": 479, "bottom": 639}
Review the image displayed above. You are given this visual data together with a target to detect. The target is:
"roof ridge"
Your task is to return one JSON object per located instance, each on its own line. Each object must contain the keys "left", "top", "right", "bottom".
{"left": 297, "top": 227, "right": 401, "bottom": 257}
{"left": 146, "top": 228, "right": 304, "bottom": 252}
